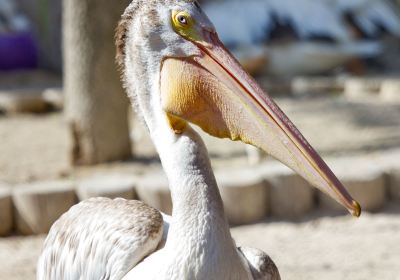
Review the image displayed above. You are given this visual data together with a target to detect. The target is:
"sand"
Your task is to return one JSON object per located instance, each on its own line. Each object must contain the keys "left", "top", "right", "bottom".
{"left": 232, "top": 208, "right": 400, "bottom": 280}
{"left": 1, "top": 207, "right": 399, "bottom": 280}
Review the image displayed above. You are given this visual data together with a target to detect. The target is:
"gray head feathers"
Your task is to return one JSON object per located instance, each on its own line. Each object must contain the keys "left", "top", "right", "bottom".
{"left": 115, "top": 0, "right": 196, "bottom": 70}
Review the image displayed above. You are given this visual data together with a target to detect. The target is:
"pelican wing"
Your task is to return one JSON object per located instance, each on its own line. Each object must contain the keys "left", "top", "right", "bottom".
{"left": 37, "top": 198, "right": 165, "bottom": 280}
{"left": 238, "top": 247, "right": 281, "bottom": 280}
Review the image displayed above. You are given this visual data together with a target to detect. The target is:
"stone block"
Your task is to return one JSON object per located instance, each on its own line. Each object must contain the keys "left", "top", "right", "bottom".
{"left": 245, "top": 145, "right": 266, "bottom": 166}
{"left": 136, "top": 172, "right": 172, "bottom": 215}
{"left": 233, "top": 45, "right": 267, "bottom": 75}
{"left": 257, "top": 78, "right": 292, "bottom": 95}
{"left": 380, "top": 79, "right": 400, "bottom": 102}
{"left": 0, "top": 184, "right": 13, "bottom": 236}
{"left": 261, "top": 164, "right": 315, "bottom": 220}
{"left": 77, "top": 174, "right": 137, "bottom": 201}
{"left": 42, "top": 87, "right": 64, "bottom": 110}
{"left": 319, "top": 159, "right": 386, "bottom": 213}
{"left": 388, "top": 169, "right": 400, "bottom": 201}
{"left": 13, "top": 180, "right": 77, "bottom": 235}
{"left": 344, "top": 78, "right": 382, "bottom": 100}
{"left": 292, "top": 77, "right": 344, "bottom": 95}
{"left": 0, "top": 89, "right": 49, "bottom": 114}
{"left": 216, "top": 167, "right": 269, "bottom": 225}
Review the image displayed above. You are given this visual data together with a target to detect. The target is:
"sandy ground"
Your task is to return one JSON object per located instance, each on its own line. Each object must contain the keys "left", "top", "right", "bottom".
{"left": 0, "top": 235, "right": 44, "bottom": 280}
{"left": 1, "top": 206, "right": 399, "bottom": 280}
{"left": 232, "top": 208, "right": 400, "bottom": 280}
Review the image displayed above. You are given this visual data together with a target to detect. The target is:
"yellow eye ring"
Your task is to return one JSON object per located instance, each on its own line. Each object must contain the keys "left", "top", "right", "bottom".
{"left": 172, "top": 11, "right": 193, "bottom": 29}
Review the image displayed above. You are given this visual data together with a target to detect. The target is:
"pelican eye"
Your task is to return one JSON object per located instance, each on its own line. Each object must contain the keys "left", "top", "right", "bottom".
{"left": 172, "top": 11, "right": 193, "bottom": 30}
{"left": 177, "top": 15, "right": 188, "bottom": 25}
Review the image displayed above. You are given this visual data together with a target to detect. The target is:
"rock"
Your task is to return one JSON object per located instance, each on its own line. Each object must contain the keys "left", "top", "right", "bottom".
{"left": 42, "top": 87, "right": 64, "bottom": 110}
{"left": 245, "top": 145, "right": 266, "bottom": 166}
{"left": 376, "top": 149, "right": 400, "bottom": 171}
{"left": 0, "top": 89, "right": 49, "bottom": 113}
{"left": 257, "top": 78, "right": 292, "bottom": 95}
{"left": 136, "top": 172, "right": 172, "bottom": 215}
{"left": 380, "top": 79, "right": 400, "bottom": 102}
{"left": 233, "top": 45, "right": 267, "bottom": 76}
{"left": 388, "top": 169, "right": 400, "bottom": 201}
{"left": 292, "top": 77, "right": 344, "bottom": 96}
{"left": 12, "top": 181, "right": 77, "bottom": 235}
{"left": 77, "top": 174, "right": 137, "bottom": 201}
{"left": 0, "top": 184, "right": 13, "bottom": 236}
{"left": 0, "top": 70, "right": 62, "bottom": 89}
{"left": 216, "top": 167, "right": 269, "bottom": 225}
{"left": 319, "top": 159, "right": 386, "bottom": 213}
{"left": 261, "top": 164, "right": 315, "bottom": 220}
{"left": 344, "top": 78, "right": 382, "bottom": 100}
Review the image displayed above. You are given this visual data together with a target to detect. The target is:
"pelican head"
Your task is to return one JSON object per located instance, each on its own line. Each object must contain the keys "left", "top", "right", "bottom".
{"left": 116, "top": 0, "right": 361, "bottom": 217}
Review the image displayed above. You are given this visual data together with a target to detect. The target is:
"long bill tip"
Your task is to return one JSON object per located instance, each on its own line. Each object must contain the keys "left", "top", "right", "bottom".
{"left": 351, "top": 200, "right": 362, "bottom": 218}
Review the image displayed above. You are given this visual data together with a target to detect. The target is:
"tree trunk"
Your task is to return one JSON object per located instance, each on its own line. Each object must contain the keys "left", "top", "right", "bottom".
{"left": 63, "top": 0, "right": 131, "bottom": 165}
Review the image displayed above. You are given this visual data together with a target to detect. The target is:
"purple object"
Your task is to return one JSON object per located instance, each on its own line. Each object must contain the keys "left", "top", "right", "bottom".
{"left": 0, "top": 32, "right": 38, "bottom": 71}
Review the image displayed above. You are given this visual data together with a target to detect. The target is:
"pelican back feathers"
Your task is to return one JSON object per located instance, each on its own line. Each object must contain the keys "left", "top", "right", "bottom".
{"left": 37, "top": 198, "right": 164, "bottom": 280}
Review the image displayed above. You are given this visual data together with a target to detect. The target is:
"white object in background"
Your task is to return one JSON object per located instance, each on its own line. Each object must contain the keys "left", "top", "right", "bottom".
{"left": 0, "top": 0, "right": 31, "bottom": 32}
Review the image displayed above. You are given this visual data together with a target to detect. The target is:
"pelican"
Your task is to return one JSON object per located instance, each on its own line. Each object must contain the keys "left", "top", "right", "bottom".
{"left": 37, "top": 1, "right": 361, "bottom": 279}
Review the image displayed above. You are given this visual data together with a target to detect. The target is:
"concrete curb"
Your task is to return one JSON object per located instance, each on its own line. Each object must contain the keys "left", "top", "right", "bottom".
{"left": 0, "top": 184, "right": 13, "bottom": 236}
{"left": 216, "top": 167, "right": 269, "bottom": 225}
{"left": 387, "top": 169, "right": 400, "bottom": 201}
{"left": 76, "top": 174, "right": 137, "bottom": 201}
{"left": 135, "top": 171, "right": 172, "bottom": 215}
{"left": 0, "top": 89, "right": 49, "bottom": 114}
{"left": 2, "top": 149, "right": 399, "bottom": 235}
{"left": 344, "top": 78, "right": 383, "bottom": 99}
{"left": 260, "top": 164, "right": 315, "bottom": 220}
{"left": 12, "top": 181, "right": 77, "bottom": 235}
{"left": 380, "top": 79, "right": 400, "bottom": 102}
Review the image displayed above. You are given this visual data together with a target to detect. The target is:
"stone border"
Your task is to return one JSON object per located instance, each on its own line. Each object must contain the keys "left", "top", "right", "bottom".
{"left": 1, "top": 150, "right": 400, "bottom": 236}
{"left": 0, "top": 184, "right": 12, "bottom": 236}
{"left": 291, "top": 77, "right": 400, "bottom": 102}
{"left": 0, "top": 77, "right": 398, "bottom": 115}
{"left": 0, "top": 88, "right": 63, "bottom": 114}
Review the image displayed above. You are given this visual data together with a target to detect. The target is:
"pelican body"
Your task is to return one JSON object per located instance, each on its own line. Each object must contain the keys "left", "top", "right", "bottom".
{"left": 37, "top": 1, "right": 360, "bottom": 279}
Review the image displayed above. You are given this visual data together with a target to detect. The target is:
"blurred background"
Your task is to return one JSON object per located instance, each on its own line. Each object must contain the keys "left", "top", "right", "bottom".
{"left": 0, "top": 0, "right": 399, "bottom": 279}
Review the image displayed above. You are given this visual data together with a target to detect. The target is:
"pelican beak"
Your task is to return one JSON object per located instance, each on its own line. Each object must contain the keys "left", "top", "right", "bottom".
{"left": 160, "top": 31, "right": 361, "bottom": 217}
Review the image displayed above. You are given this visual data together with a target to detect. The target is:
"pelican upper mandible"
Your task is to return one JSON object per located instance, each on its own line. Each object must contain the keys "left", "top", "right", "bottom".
{"left": 37, "top": 1, "right": 361, "bottom": 279}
